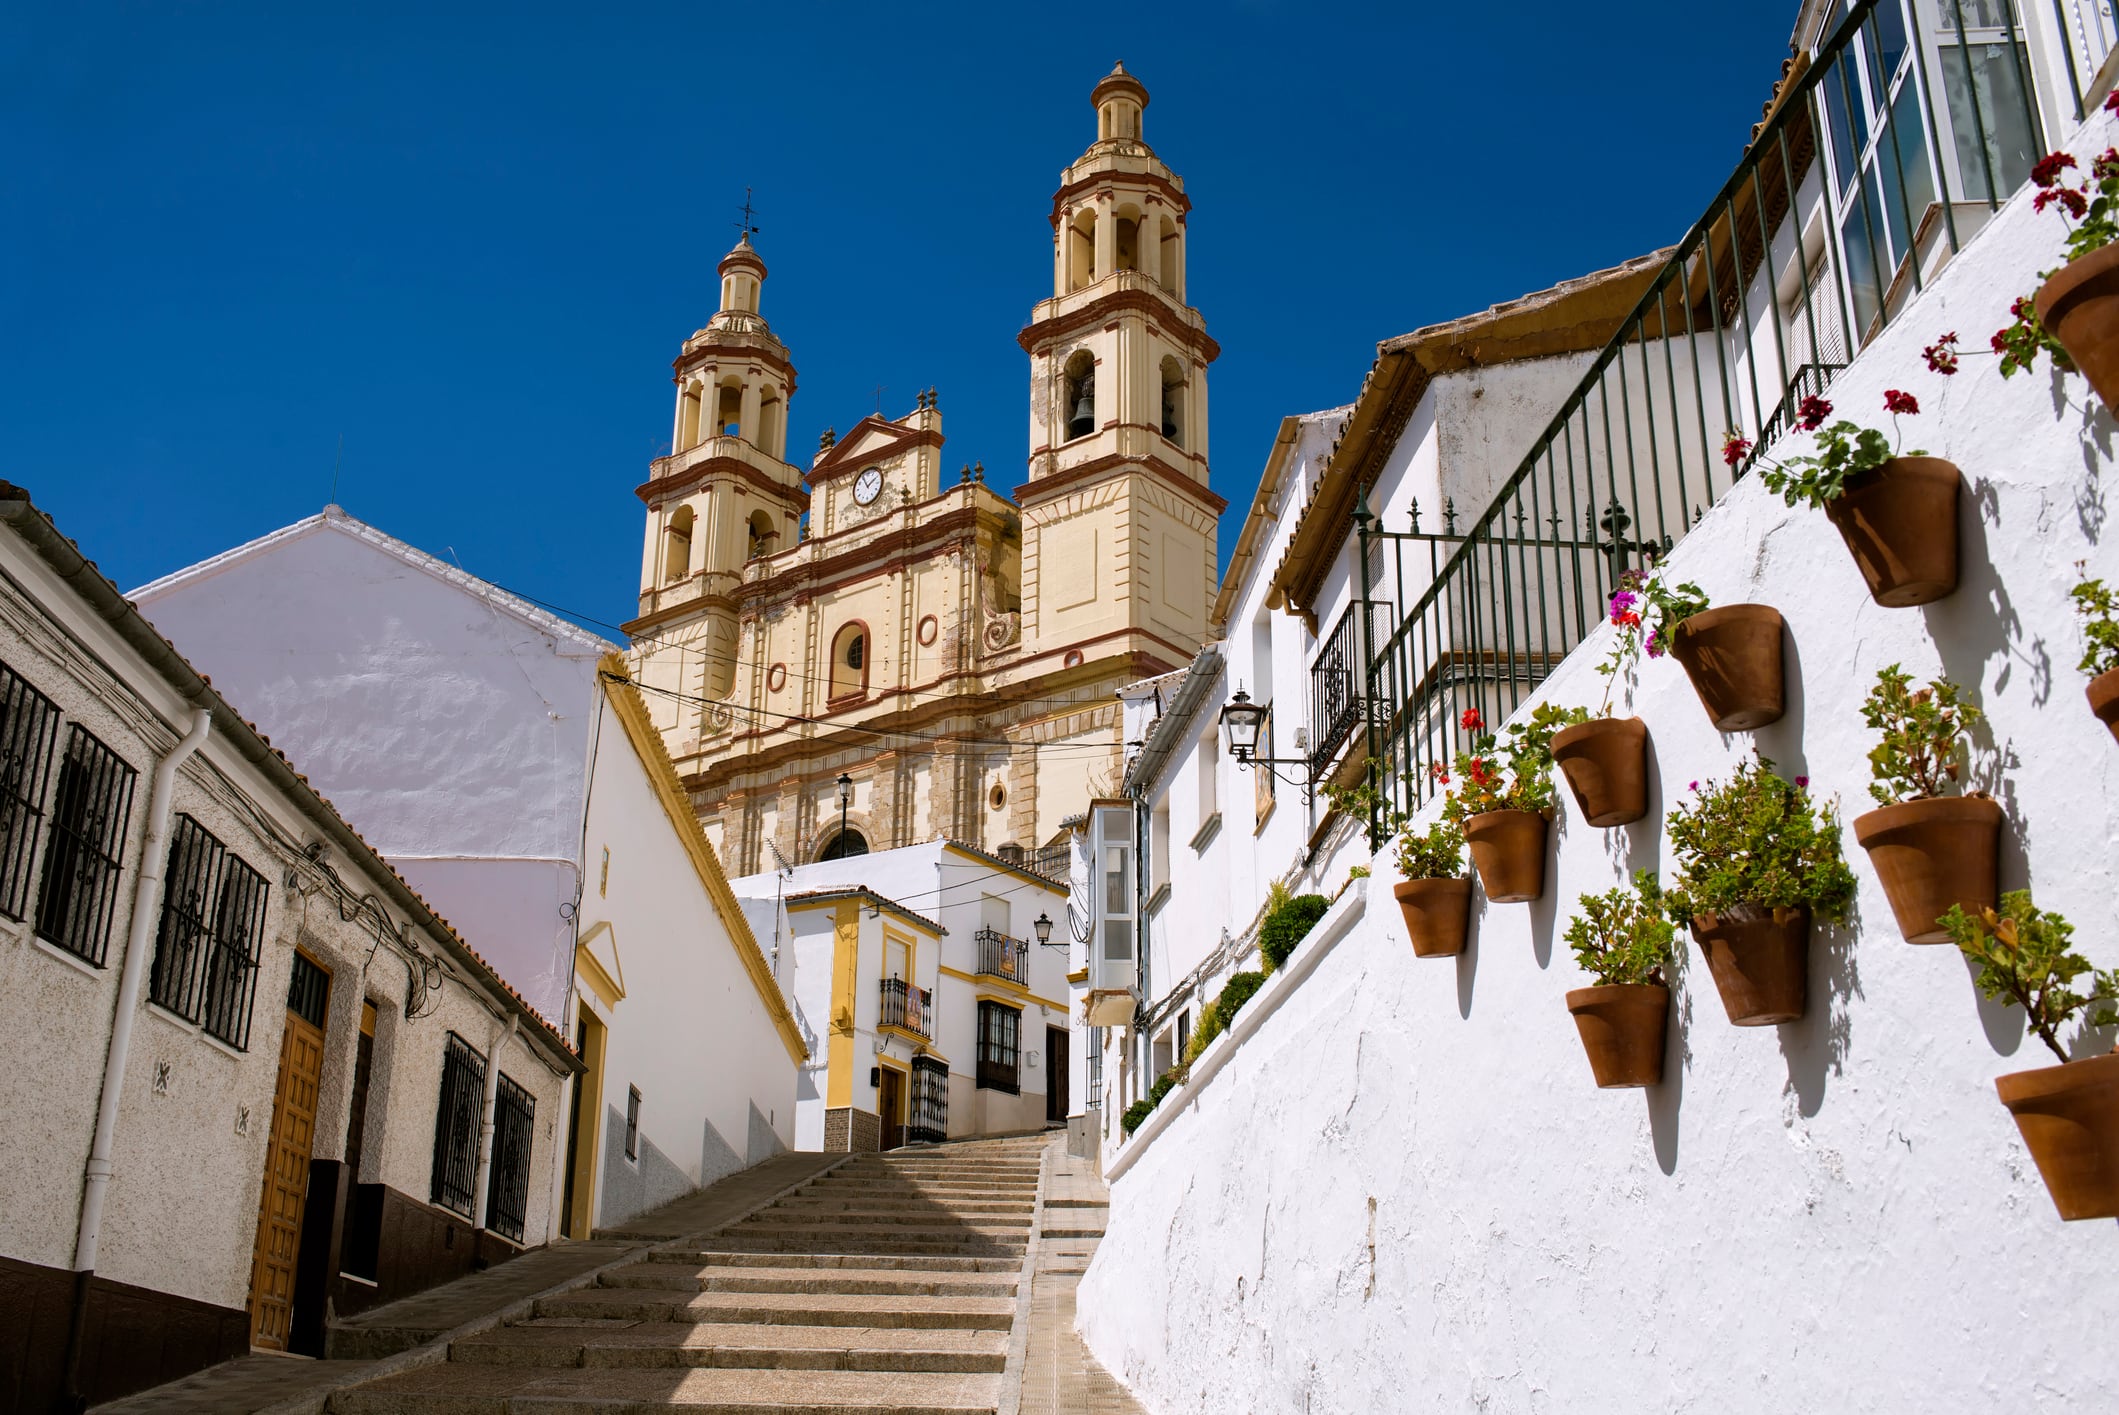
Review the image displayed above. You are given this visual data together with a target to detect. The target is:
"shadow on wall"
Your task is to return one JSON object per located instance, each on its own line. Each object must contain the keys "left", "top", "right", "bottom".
{"left": 747, "top": 1101, "right": 786, "bottom": 1168}
{"left": 600, "top": 1103, "right": 695, "bottom": 1230}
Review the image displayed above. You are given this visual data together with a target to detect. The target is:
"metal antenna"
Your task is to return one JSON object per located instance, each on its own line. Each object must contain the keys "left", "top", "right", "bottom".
{"left": 734, "top": 187, "right": 760, "bottom": 241}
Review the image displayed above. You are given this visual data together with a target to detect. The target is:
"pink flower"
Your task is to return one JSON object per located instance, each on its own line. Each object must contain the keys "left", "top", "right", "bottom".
{"left": 1645, "top": 628, "right": 1664, "bottom": 659}
{"left": 1883, "top": 389, "right": 1919, "bottom": 415}
{"left": 2032, "top": 151, "right": 2079, "bottom": 188}
{"left": 1687, "top": 780, "right": 1698, "bottom": 792}
{"left": 1427, "top": 762, "right": 1450, "bottom": 785}
{"left": 1795, "top": 775, "right": 1809, "bottom": 788}
{"left": 1923, "top": 334, "right": 1959, "bottom": 375}
{"left": 1797, "top": 395, "right": 1833, "bottom": 432}
{"left": 1722, "top": 431, "right": 1753, "bottom": 467}
{"left": 1460, "top": 708, "right": 1484, "bottom": 731}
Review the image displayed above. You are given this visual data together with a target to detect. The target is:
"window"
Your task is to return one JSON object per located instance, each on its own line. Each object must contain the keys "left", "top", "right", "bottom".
{"left": 1194, "top": 727, "right": 1219, "bottom": 835}
{"left": 0, "top": 663, "right": 59, "bottom": 920}
{"left": 1063, "top": 351, "right": 1097, "bottom": 440}
{"left": 430, "top": 1033, "right": 486, "bottom": 1219}
{"left": 485, "top": 1073, "right": 534, "bottom": 1243}
{"left": 148, "top": 814, "right": 271, "bottom": 1048}
{"left": 909, "top": 1055, "right": 949, "bottom": 1143}
{"left": 977, "top": 1000, "right": 1021, "bottom": 1093}
{"left": 1097, "top": 804, "right": 1134, "bottom": 964}
{"left": 625, "top": 1085, "right": 641, "bottom": 1161}
{"left": 829, "top": 623, "right": 869, "bottom": 701}
{"left": 1160, "top": 356, "right": 1186, "bottom": 447}
{"left": 35, "top": 725, "right": 138, "bottom": 966}
{"left": 663, "top": 506, "right": 694, "bottom": 585}
{"left": 1253, "top": 703, "right": 1276, "bottom": 826}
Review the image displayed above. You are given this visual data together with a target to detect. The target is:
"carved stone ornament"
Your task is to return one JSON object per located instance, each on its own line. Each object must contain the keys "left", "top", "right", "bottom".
{"left": 982, "top": 610, "right": 1021, "bottom": 653}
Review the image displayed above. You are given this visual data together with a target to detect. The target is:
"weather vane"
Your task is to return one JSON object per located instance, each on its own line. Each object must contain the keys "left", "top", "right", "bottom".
{"left": 734, "top": 187, "right": 760, "bottom": 241}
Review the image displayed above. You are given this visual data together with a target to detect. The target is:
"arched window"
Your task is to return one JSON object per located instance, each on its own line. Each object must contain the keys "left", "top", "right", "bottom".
{"left": 663, "top": 506, "right": 694, "bottom": 585}
{"left": 1114, "top": 216, "right": 1139, "bottom": 272}
{"left": 758, "top": 389, "right": 783, "bottom": 458}
{"left": 1067, "top": 211, "right": 1096, "bottom": 293}
{"left": 1158, "top": 217, "right": 1182, "bottom": 300}
{"left": 678, "top": 384, "right": 702, "bottom": 449}
{"left": 747, "top": 509, "right": 777, "bottom": 560}
{"left": 829, "top": 622, "right": 868, "bottom": 701}
{"left": 1063, "top": 351, "right": 1096, "bottom": 442}
{"left": 818, "top": 829, "right": 868, "bottom": 861}
{"left": 1160, "top": 357, "right": 1186, "bottom": 448}
{"left": 716, "top": 383, "right": 742, "bottom": 438}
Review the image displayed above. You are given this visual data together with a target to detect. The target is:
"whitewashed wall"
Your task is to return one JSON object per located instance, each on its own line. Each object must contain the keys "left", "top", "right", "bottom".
{"left": 1081, "top": 107, "right": 2119, "bottom": 1415}
{"left": 571, "top": 688, "right": 798, "bottom": 1228}
{"left": 133, "top": 511, "right": 614, "bottom": 1020}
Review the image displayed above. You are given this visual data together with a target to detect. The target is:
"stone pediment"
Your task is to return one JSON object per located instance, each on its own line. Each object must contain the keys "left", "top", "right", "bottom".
{"left": 810, "top": 415, "right": 942, "bottom": 483}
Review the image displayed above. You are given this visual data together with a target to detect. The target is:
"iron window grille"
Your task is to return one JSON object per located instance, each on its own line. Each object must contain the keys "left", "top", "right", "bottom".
{"left": 430, "top": 1032, "right": 487, "bottom": 1219}
{"left": 1085, "top": 1025, "right": 1102, "bottom": 1112}
{"left": 976, "top": 1000, "right": 1020, "bottom": 1094}
{"left": 485, "top": 1073, "right": 535, "bottom": 1243}
{"left": 286, "top": 951, "right": 329, "bottom": 1027}
{"left": 0, "top": 663, "right": 59, "bottom": 921}
{"left": 149, "top": 814, "right": 273, "bottom": 1049}
{"left": 908, "top": 1054, "right": 949, "bottom": 1144}
{"left": 625, "top": 1085, "right": 641, "bottom": 1161}
{"left": 35, "top": 725, "right": 138, "bottom": 966}
{"left": 974, "top": 926, "right": 1028, "bottom": 984}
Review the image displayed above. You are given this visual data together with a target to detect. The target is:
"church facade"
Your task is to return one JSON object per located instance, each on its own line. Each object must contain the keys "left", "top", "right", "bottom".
{"left": 626, "top": 64, "right": 1223, "bottom": 874}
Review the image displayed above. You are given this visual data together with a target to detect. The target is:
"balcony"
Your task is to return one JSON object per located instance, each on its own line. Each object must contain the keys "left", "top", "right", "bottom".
{"left": 879, "top": 977, "right": 930, "bottom": 1039}
{"left": 1308, "top": 600, "right": 1393, "bottom": 777}
{"left": 644, "top": 434, "right": 795, "bottom": 494}
{"left": 974, "top": 926, "right": 1029, "bottom": 985}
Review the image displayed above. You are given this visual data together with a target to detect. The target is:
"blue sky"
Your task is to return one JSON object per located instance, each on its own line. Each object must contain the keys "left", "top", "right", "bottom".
{"left": 5, "top": 2, "right": 1794, "bottom": 635}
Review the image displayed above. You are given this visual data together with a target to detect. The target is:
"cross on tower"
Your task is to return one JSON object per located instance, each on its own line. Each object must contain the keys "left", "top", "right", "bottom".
{"left": 733, "top": 187, "right": 760, "bottom": 241}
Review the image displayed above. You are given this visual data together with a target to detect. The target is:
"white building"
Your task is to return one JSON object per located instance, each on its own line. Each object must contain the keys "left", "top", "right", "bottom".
{"left": 728, "top": 840, "right": 1072, "bottom": 1150}
{"left": 0, "top": 483, "right": 576, "bottom": 1409}
{"left": 130, "top": 508, "right": 802, "bottom": 1238}
{"left": 1081, "top": 5, "right": 2119, "bottom": 1410}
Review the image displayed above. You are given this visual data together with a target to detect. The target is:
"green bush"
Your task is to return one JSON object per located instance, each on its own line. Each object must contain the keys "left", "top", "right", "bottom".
{"left": 1259, "top": 893, "right": 1330, "bottom": 970}
{"left": 1121, "top": 1099, "right": 1154, "bottom": 1136}
{"left": 1146, "top": 1066, "right": 1186, "bottom": 1108}
{"left": 1565, "top": 871, "right": 1678, "bottom": 987}
{"left": 1218, "top": 969, "right": 1267, "bottom": 1019}
{"left": 1184, "top": 999, "right": 1225, "bottom": 1062}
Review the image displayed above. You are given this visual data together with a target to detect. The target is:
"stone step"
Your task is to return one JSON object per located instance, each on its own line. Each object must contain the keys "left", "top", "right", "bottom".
{"left": 729, "top": 1217, "right": 1029, "bottom": 1237}
{"left": 598, "top": 1264, "right": 1018, "bottom": 1298}
{"left": 332, "top": 1363, "right": 1003, "bottom": 1413}
{"left": 657, "top": 1251, "right": 1020, "bottom": 1274}
{"left": 849, "top": 1160, "right": 1041, "bottom": 1174}
{"left": 704, "top": 1233, "right": 1026, "bottom": 1258}
{"left": 1040, "top": 1227, "right": 1105, "bottom": 1240}
{"left": 451, "top": 1319, "right": 1009, "bottom": 1374}
{"left": 771, "top": 1194, "right": 1035, "bottom": 1213}
{"left": 536, "top": 1286, "right": 1017, "bottom": 1331}
{"left": 745, "top": 1209, "right": 1033, "bottom": 1230}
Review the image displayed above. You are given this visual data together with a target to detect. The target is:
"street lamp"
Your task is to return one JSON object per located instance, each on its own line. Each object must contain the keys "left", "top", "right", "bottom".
{"left": 836, "top": 773, "right": 853, "bottom": 855}
{"left": 1219, "top": 689, "right": 1266, "bottom": 761}
{"left": 1033, "top": 912, "right": 1054, "bottom": 946}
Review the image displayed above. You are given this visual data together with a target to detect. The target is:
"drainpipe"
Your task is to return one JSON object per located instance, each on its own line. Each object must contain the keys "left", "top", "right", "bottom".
{"left": 62, "top": 705, "right": 212, "bottom": 1410}
{"left": 469, "top": 1011, "right": 519, "bottom": 1235}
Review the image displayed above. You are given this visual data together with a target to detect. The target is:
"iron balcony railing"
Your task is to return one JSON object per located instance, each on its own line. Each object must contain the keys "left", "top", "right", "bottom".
{"left": 879, "top": 976, "right": 931, "bottom": 1039}
{"left": 1358, "top": 0, "right": 2065, "bottom": 828}
{"left": 975, "top": 926, "right": 1029, "bottom": 984}
{"left": 908, "top": 1054, "right": 950, "bottom": 1144}
{"left": 1308, "top": 599, "right": 1395, "bottom": 775}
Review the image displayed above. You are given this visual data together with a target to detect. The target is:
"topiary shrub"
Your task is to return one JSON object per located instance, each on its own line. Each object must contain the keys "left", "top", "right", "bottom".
{"left": 1258, "top": 893, "right": 1330, "bottom": 970}
{"left": 1218, "top": 969, "right": 1267, "bottom": 1020}
{"left": 1121, "top": 1099, "right": 1154, "bottom": 1136}
{"left": 1184, "top": 999, "right": 1225, "bottom": 1062}
{"left": 1146, "top": 1065, "right": 1186, "bottom": 1108}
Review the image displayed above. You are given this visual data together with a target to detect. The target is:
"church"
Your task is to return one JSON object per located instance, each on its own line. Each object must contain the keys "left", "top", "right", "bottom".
{"left": 625, "top": 64, "right": 1224, "bottom": 874}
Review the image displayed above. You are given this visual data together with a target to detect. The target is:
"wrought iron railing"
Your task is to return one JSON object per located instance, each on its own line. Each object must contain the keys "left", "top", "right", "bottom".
{"left": 1359, "top": 0, "right": 2053, "bottom": 826}
{"left": 1308, "top": 599, "right": 1394, "bottom": 775}
{"left": 975, "top": 926, "right": 1029, "bottom": 983}
{"left": 430, "top": 1032, "right": 486, "bottom": 1219}
{"left": 879, "top": 976, "right": 931, "bottom": 1038}
{"left": 485, "top": 1073, "right": 535, "bottom": 1243}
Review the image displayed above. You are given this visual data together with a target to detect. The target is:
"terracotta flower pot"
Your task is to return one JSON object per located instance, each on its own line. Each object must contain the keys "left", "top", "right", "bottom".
{"left": 1995, "top": 1049, "right": 2119, "bottom": 1221}
{"left": 1393, "top": 877, "right": 1472, "bottom": 958}
{"left": 1691, "top": 905, "right": 1808, "bottom": 1026}
{"left": 1463, "top": 809, "right": 1548, "bottom": 903}
{"left": 1551, "top": 716, "right": 1650, "bottom": 827}
{"left": 1668, "top": 605, "right": 1785, "bottom": 731}
{"left": 2088, "top": 667, "right": 2119, "bottom": 744}
{"left": 2035, "top": 243, "right": 2119, "bottom": 412}
{"left": 1822, "top": 457, "right": 1960, "bottom": 608}
{"left": 1852, "top": 795, "right": 2002, "bottom": 944}
{"left": 1565, "top": 983, "right": 1668, "bottom": 1089}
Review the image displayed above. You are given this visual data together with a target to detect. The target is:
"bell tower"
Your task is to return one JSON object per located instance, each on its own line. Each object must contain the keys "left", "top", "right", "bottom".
{"left": 1017, "top": 63, "right": 1222, "bottom": 675}
{"left": 629, "top": 235, "right": 806, "bottom": 727}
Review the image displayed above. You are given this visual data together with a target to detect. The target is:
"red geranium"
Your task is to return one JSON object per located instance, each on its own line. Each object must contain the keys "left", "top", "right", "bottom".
{"left": 1721, "top": 431, "right": 1752, "bottom": 467}
{"left": 1459, "top": 707, "right": 1483, "bottom": 731}
{"left": 2032, "top": 151, "right": 2079, "bottom": 188}
{"left": 1922, "top": 333, "right": 1959, "bottom": 375}
{"left": 1796, "top": 395, "right": 1833, "bottom": 432}
{"left": 1883, "top": 389, "right": 1919, "bottom": 415}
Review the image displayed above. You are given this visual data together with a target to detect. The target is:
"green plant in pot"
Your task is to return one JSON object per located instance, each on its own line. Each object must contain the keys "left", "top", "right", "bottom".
{"left": 2070, "top": 572, "right": 2119, "bottom": 741}
{"left": 1550, "top": 573, "right": 1676, "bottom": 827}
{"left": 1941, "top": 893, "right": 2119, "bottom": 1221}
{"left": 1743, "top": 387, "right": 1959, "bottom": 608}
{"left": 1563, "top": 871, "right": 1679, "bottom": 1089}
{"left": 1618, "top": 550, "right": 1785, "bottom": 732}
{"left": 1440, "top": 703, "right": 1572, "bottom": 903}
{"left": 1992, "top": 119, "right": 2119, "bottom": 412}
{"left": 1662, "top": 756, "right": 1856, "bottom": 1026}
{"left": 1851, "top": 665, "right": 2001, "bottom": 944}
{"left": 1330, "top": 768, "right": 1472, "bottom": 958}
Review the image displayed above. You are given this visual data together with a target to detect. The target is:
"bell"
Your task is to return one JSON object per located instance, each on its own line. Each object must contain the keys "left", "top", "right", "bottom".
{"left": 1068, "top": 391, "right": 1095, "bottom": 439}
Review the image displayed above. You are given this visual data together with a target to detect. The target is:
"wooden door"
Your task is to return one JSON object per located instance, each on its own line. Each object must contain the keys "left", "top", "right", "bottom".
{"left": 249, "top": 954, "right": 329, "bottom": 1350}
{"left": 1046, "top": 1026, "right": 1069, "bottom": 1123}
{"left": 878, "top": 1065, "right": 904, "bottom": 1151}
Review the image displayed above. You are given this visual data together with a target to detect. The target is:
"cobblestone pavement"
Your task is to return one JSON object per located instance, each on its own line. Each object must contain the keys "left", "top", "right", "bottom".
{"left": 1018, "top": 1137, "right": 1145, "bottom": 1415}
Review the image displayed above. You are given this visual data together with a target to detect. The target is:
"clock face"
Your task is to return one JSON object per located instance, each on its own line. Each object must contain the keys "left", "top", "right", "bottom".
{"left": 853, "top": 467, "right": 884, "bottom": 506}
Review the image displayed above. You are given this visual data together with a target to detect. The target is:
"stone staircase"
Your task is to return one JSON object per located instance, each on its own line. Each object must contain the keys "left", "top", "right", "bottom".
{"left": 333, "top": 1136, "right": 1047, "bottom": 1413}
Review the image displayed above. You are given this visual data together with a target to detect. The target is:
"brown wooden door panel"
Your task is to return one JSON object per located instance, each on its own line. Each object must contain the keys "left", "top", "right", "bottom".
{"left": 249, "top": 1005, "right": 325, "bottom": 1349}
{"left": 878, "top": 1066, "right": 904, "bottom": 1151}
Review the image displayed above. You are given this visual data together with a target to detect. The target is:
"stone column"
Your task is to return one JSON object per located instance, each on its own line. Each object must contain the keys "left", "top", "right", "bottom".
{"left": 739, "top": 379, "right": 763, "bottom": 449}
{"left": 1092, "top": 197, "right": 1115, "bottom": 283}
{"left": 1139, "top": 201, "right": 1160, "bottom": 286}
